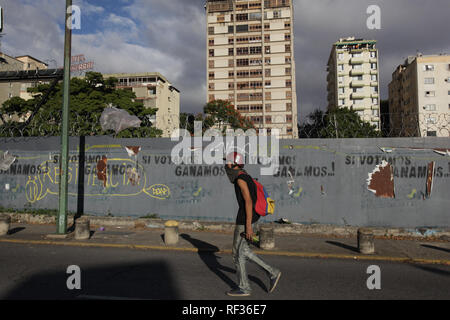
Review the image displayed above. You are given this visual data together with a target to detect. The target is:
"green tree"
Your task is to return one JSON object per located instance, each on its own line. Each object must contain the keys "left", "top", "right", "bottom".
{"left": 0, "top": 72, "right": 162, "bottom": 138}
{"left": 298, "top": 108, "right": 381, "bottom": 138}
{"left": 203, "top": 100, "right": 255, "bottom": 134}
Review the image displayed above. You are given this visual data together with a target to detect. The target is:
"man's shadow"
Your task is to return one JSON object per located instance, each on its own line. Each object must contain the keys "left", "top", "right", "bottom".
{"left": 180, "top": 234, "right": 266, "bottom": 292}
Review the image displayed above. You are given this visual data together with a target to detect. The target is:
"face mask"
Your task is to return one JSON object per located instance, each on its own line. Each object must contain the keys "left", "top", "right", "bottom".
{"left": 225, "top": 165, "right": 240, "bottom": 184}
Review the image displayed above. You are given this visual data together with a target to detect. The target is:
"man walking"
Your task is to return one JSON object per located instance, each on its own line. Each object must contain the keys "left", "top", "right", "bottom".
{"left": 224, "top": 152, "right": 281, "bottom": 297}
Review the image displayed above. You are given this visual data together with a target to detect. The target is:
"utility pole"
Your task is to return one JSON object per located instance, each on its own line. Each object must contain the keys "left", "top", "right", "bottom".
{"left": 57, "top": 0, "right": 72, "bottom": 234}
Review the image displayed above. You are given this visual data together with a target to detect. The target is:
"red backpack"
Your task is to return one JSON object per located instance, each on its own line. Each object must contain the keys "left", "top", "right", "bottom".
{"left": 238, "top": 172, "right": 275, "bottom": 217}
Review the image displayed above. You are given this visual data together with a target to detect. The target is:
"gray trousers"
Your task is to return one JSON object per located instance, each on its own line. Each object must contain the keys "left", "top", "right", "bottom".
{"left": 232, "top": 224, "right": 279, "bottom": 293}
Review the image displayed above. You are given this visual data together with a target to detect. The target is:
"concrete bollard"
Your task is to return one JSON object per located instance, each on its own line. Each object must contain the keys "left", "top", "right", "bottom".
{"left": 259, "top": 225, "right": 275, "bottom": 250}
{"left": 0, "top": 215, "right": 11, "bottom": 236}
{"left": 164, "top": 220, "right": 179, "bottom": 245}
{"left": 75, "top": 217, "right": 91, "bottom": 240}
{"left": 358, "top": 228, "right": 375, "bottom": 254}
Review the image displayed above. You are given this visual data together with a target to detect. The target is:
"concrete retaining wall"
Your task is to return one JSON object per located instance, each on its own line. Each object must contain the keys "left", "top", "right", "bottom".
{"left": 1, "top": 136, "right": 449, "bottom": 228}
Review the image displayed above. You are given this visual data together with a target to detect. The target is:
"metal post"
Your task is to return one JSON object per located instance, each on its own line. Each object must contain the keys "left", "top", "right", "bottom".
{"left": 57, "top": 0, "right": 72, "bottom": 234}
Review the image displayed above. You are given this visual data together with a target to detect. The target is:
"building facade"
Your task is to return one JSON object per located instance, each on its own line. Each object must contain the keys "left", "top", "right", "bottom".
{"left": 0, "top": 52, "right": 49, "bottom": 106}
{"left": 206, "top": 0, "right": 298, "bottom": 138}
{"left": 103, "top": 72, "right": 180, "bottom": 138}
{"left": 389, "top": 54, "right": 450, "bottom": 137}
{"left": 327, "top": 37, "right": 380, "bottom": 129}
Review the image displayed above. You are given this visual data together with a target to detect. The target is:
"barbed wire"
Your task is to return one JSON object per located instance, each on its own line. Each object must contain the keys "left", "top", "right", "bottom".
{"left": 298, "top": 112, "right": 450, "bottom": 138}
{"left": 0, "top": 111, "right": 449, "bottom": 138}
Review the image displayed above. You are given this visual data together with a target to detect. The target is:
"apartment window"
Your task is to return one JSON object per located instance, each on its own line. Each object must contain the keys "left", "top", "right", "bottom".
{"left": 236, "top": 13, "right": 248, "bottom": 21}
{"left": 229, "top": 48, "right": 234, "bottom": 56}
{"left": 338, "top": 87, "right": 345, "bottom": 94}
{"left": 249, "top": 12, "right": 262, "bottom": 20}
{"left": 237, "top": 59, "right": 249, "bottom": 66}
{"left": 352, "top": 53, "right": 362, "bottom": 58}
{"left": 372, "top": 86, "right": 378, "bottom": 93}
{"left": 285, "top": 22, "right": 290, "bottom": 28}
{"left": 372, "top": 109, "right": 379, "bottom": 116}
{"left": 426, "top": 117, "right": 437, "bottom": 124}
{"left": 250, "top": 59, "right": 262, "bottom": 66}
{"left": 424, "top": 104, "right": 436, "bottom": 111}
{"left": 338, "top": 53, "right": 344, "bottom": 60}
{"left": 265, "top": 81, "right": 271, "bottom": 88}
{"left": 265, "top": 104, "right": 271, "bottom": 111}
{"left": 425, "top": 91, "right": 435, "bottom": 97}
{"left": 371, "top": 63, "right": 377, "bottom": 70}
{"left": 286, "top": 80, "right": 292, "bottom": 87}
{"left": 338, "top": 76, "right": 344, "bottom": 84}
{"left": 265, "top": 69, "right": 271, "bottom": 77}
{"left": 286, "top": 91, "right": 292, "bottom": 99}
{"left": 424, "top": 78, "right": 435, "bottom": 84}
{"left": 427, "top": 131, "right": 437, "bottom": 137}
{"left": 209, "top": 72, "right": 214, "bottom": 79}
{"left": 236, "top": 47, "right": 248, "bottom": 55}
{"left": 353, "top": 87, "right": 363, "bottom": 93}
{"left": 265, "top": 92, "right": 271, "bottom": 100}
{"left": 265, "top": 116, "right": 272, "bottom": 124}
{"left": 352, "top": 75, "right": 363, "bottom": 81}
{"left": 285, "top": 68, "right": 291, "bottom": 75}
{"left": 229, "top": 83, "right": 235, "bottom": 89}
{"left": 356, "top": 111, "right": 364, "bottom": 117}
{"left": 285, "top": 57, "right": 291, "bottom": 64}
{"left": 424, "top": 65, "right": 434, "bottom": 71}
{"left": 250, "top": 46, "right": 262, "bottom": 54}
{"left": 236, "top": 25, "right": 249, "bottom": 33}
{"left": 352, "top": 64, "right": 362, "bottom": 70}
{"left": 228, "top": 26, "right": 234, "bottom": 33}
{"left": 265, "top": 58, "right": 271, "bottom": 65}
{"left": 209, "top": 39, "right": 214, "bottom": 46}
{"left": 264, "top": 35, "right": 270, "bottom": 42}
{"left": 209, "top": 60, "right": 214, "bottom": 68}
{"left": 208, "top": 27, "right": 214, "bottom": 35}
{"left": 285, "top": 34, "right": 291, "bottom": 41}
{"left": 372, "top": 98, "right": 378, "bottom": 105}
{"left": 229, "top": 71, "right": 234, "bottom": 77}
{"left": 339, "top": 99, "right": 345, "bottom": 106}
{"left": 209, "top": 49, "right": 214, "bottom": 57}
{"left": 285, "top": 44, "right": 291, "bottom": 52}
{"left": 265, "top": 46, "right": 271, "bottom": 54}
{"left": 371, "top": 75, "right": 378, "bottom": 81}
{"left": 229, "top": 38, "right": 234, "bottom": 45}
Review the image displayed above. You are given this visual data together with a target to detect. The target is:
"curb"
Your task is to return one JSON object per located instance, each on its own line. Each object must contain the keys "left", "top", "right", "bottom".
{"left": 3, "top": 212, "right": 450, "bottom": 241}
{"left": 1, "top": 238, "right": 449, "bottom": 266}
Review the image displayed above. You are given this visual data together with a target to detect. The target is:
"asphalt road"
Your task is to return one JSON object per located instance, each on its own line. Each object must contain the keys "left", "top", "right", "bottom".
{"left": 0, "top": 242, "right": 449, "bottom": 300}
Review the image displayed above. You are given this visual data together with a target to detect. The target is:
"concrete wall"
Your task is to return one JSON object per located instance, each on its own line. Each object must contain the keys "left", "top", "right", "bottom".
{"left": 0, "top": 136, "right": 449, "bottom": 228}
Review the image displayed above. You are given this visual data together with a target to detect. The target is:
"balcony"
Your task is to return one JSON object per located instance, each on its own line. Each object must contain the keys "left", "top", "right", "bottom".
{"left": 350, "top": 81, "right": 365, "bottom": 88}
{"left": 350, "top": 58, "right": 365, "bottom": 64}
{"left": 351, "top": 93, "right": 365, "bottom": 100}
{"left": 350, "top": 69, "right": 364, "bottom": 76}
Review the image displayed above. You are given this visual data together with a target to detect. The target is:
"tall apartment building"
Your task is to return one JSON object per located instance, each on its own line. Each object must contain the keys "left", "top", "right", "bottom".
{"left": 327, "top": 37, "right": 380, "bottom": 129}
{"left": 103, "top": 72, "right": 180, "bottom": 138}
{"left": 389, "top": 54, "right": 450, "bottom": 137}
{"left": 206, "top": 0, "right": 298, "bottom": 138}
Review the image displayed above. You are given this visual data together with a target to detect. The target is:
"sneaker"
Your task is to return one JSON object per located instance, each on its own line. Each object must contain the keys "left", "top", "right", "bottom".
{"left": 268, "top": 272, "right": 281, "bottom": 293}
{"left": 226, "top": 289, "right": 251, "bottom": 297}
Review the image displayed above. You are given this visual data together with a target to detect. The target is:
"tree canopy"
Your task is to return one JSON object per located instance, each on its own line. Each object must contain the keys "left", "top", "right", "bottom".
{"left": 180, "top": 100, "right": 255, "bottom": 135}
{"left": 0, "top": 72, "right": 162, "bottom": 138}
{"left": 298, "top": 108, "right": 381, "bottom": 138}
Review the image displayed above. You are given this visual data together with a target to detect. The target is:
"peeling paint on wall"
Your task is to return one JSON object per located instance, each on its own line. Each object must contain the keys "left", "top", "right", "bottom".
{"left": 125, "top": 146, "right": 142, "bottom": 157}
{"left": 426, "top": 162, "right": 435, "bottom": 198}
{"left": 367, "top": 160, "right": 395, "bottom": 198}
{"left": 0, "top": 151, "right": 16, "bottom": 171}
{"left": 96, "top": 156, "right": 108, "bottom": 187}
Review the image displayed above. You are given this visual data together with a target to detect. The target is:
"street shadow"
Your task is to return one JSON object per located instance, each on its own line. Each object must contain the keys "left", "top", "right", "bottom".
{"left": 4, "top": 260, "right": 179, "bottom": 300}
{"left": 180, "top": 234, "right": 267, "bottom": 293}
{"left": 421, "top": 244, "right": 450, "bottom": 254}
{"left": 7, "top": 227, "right": 25, "bottom": 235}
{"left": 326, "top": 241, "right": 360, "bottom": 253}
{"left": 410, "top": 264, "right": 450, "bottom": 277}
{"left": 68, "top": 136, "right": 86, "bottom": 234}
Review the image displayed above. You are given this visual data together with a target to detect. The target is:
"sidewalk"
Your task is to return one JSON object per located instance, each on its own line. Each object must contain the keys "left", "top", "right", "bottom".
{"left": 1, "top": 221, "right": 449, "bottom": 266}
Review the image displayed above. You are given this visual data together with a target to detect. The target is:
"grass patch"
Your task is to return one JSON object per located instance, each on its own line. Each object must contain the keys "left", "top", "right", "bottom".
{"left": 141, "top": 214, "right": 160, "bottom": 219}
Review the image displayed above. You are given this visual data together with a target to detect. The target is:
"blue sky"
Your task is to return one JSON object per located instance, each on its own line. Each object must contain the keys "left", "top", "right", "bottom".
{"left": 1, "top": 0, "right": 449, "bottom": 120}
